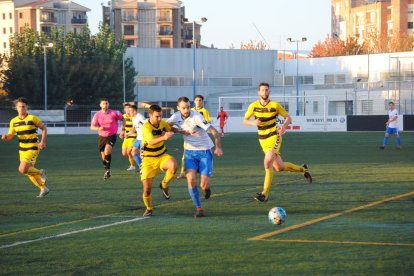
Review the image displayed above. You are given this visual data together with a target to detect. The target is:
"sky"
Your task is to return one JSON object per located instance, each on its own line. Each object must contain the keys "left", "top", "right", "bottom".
{"left": 77, "top": 0, "right": 332, "bottom": 51}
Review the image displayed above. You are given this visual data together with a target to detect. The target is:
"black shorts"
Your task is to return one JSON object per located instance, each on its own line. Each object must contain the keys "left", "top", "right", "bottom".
{"left": 98, "top": 135, "right": 117, "bottom": 152}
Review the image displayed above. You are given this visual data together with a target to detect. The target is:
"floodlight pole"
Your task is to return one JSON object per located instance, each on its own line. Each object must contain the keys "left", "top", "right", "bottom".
{"left": 35, "top": 42, "right": 54, "bottom": 111}
{"left": 189, "top": 17, "right": 207, "bottom": 100}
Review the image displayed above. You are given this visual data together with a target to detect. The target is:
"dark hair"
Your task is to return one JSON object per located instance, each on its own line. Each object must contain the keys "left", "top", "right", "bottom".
{"left": 100, "top": 98, "right": 108, "bottom": 103}
{"left": 123, "top": 103, "right": 132, "bottom": 107}
{"left": 258, "top": 82, "right": 270, "bottom": 89}
{"left": 15, "top": 97, "right": 28, "bottom": 105}
{"left": 149, "top": 104, "right": 162, "bottom": 114}
{"left": 389, "top": 101, "right": 394, "bottom": 105}
{"left": 130, "top": 104, "right": 138, "bottom": 111}
{"left": 177, "top": 96, "right": 190, "bottom": 104}
{"left": 194, "top": 95, "right": 204, "bottom": 101}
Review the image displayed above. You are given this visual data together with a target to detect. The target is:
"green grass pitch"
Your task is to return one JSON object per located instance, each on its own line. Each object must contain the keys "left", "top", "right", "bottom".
{"left": 0, "top": 132, "right": 413, "bottom": 274}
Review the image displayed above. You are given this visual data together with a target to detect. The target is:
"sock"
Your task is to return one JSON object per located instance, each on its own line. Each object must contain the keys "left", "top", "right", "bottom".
{"left": 162, "top": 170, "right": 175, "bottom": 188}
{"left": 128, "top": 157, "right": 135, "bottom": 167}
{"left": 396, "top": 137, "right": 401, "bottom": 146}
{"left": 102, "top": 160, "right": 107, "bottom": 169}
{"left": 284, "top": 162, "right": 304, "bottom": 173}
{"left": 180, "top": 154, "right": 185, "bottom": 174}
{"left": 143, "top": 193, "right": 152, "bottom": 210}
{"left": 105, "top": 154, "right": 112, "bottom": 169}
{"left": 133, "top": 153, "right": 141, "bottom": 168}
{"left": 188, "top": 186, "right": 202, "bottom": 209}
{"left": 26, "top": 167, "right": 40, "bottom": 176}
{"left": 262, "top": 168, "right": 274, "bottom": 197}
{"left": 383, "top": 136, "right": 389, "bottom": 146}
{"left": 27, "top": 175, "right": 45, "bottom": 189}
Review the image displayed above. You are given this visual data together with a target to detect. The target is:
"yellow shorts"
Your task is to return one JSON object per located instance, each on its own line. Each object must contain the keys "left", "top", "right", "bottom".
{"left": 122, "top": 138, "right": 134, "bottom": 150}
{"left": 259, "top": 134, "right": 283, "bottom": 155}
{"left": 141, "top": 153, "right": 173, "bottom": 181}
{"left": 19, "top": 149, "right": 39, "bottom": 165}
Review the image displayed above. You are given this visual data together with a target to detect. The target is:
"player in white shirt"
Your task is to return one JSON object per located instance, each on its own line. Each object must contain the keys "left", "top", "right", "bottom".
{"left": 126, "top": 104, "right": 147, "bottom": 169}
{"left": 168, "top": 96, "right": 223, "bottom": 218}
{"left": 380, "top": 102, "right": 402, "bottom": 149}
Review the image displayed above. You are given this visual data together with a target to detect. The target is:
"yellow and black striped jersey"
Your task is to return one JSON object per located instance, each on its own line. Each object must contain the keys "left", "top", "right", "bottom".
{"left": 123, "top": 114, "right": 136, "bottom": 139}
{"left": 244, "top": 100, "right": 287, "bottom": 140}
{"left": 192, "top": 107, "right": 211, "bottom": 123}
{"left": 141, "top": 120, "right": 171, "bottom": 157}
{"left": 8, "top": 114, "right": 42, "bottom": 151}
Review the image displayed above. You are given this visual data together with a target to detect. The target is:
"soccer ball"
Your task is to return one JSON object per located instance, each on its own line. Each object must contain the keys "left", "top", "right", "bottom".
{"left": 268, "top": 207, "right": 287, "bottom": 225}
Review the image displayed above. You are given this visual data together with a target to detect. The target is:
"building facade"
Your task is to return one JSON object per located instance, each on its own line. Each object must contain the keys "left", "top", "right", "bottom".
{"left": 104, "top": 0, "right": 204, "bottom": 48}
{"left": 332, "top": 0, "right": 414, "bottom": 42}
{"left": 0, "top": 0, "right": 90, "bottom": 55}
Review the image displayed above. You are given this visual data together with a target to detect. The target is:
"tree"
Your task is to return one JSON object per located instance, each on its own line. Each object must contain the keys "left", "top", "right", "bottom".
{"left": 229, "top": 40, "right": 268, "bottom": 50}
{"left": 309, "top": 35, "right": 364, "bottom": 58}
{"left": 1, "top": 24, "right": 137, "bottom": 107}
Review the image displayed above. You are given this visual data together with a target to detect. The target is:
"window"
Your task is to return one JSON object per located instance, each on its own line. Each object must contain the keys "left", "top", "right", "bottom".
{"left": 3, "top": 42, "right": 6, "bottom": 48}
{"left": 209, "top": 78, "right": 231, "bottom": 86}
{"left": 3, "top": 28, "right": 6, "bottom": 34}
{"left": 408, "top": 22, "right": 413, "bottom": 29}
{"left": 41, "top": 26, "right": 52, "bottom": 34}
{"left": 9, "top": 13, "right": 12, "bottom": 19}
{"left": 232, "top": 78, "right": 252, "bottom": 87}
{"left": 161, "top": 77, "right": 182, "bottom": 86}
{"left": 138, "top": 77, "right": 157, "bottom": 86}
{"left": 303, "top": 75, "right": 314, "bottom": 85}
{"left": 9, "top": 27, "right": 12, "bottom": 33}
{"left": 361, "top": 100, "right": 373, "bottom": 114}
{"left": 313, "top": 101, "right": 319, "bottom": 113}
{"left": 19, "top": 27, "right": 24, "bottom": 33}
{"left": 126, "top": 40, "right": 135, "bottom": 47}
{"left": 19, "top": 13, "right": 23, "bottom": 19}
{"left": 229, "top": 103, "right": 243, "bottom": 110}
{"left": 123, "top": 25, "right": 134, "bottom": 35}
{"left": 325, "top": 74, "right": 335, "bottom": 84}
{"left": 2, "top": 13, "right": 5, "bottom": 20}
{"left": 284, "top": 76, "right": 294, "bottom": 85}
{"left": 335, "top": 74, "right": 346, "bottom": 84}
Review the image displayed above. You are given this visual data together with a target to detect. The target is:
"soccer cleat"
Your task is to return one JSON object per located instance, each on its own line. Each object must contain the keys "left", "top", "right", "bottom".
{"left": 379, "top": 145, "right": 387, "bottom": 150}
{"left": 143, "top": 209, "right": 152, "bottom": 217}
{"left": 126, "top": 166, "right": 136, "bottom": 171}
{"left": 176, "top": 173, "right": 186, "bottom": 179}
{"left": 195, "top": 208, "right": 205, "bottom": 218}
{"left": 254, "top": 193, "right": 268, "bottom": 202}
{"left": 39, "top": 169, "right": 47, "bottom": 184}
{"left": 302, "top": 164, "right": 313, "bottom": 184}
{"left": 103, "top": 169, "right": 111, "bottom": 180}
{"left": 37, "top": 187, "right": 49, "bottom": 198}
{"left": 203, "top": 187, "right": 211, "bottom": 199}
{"left": 160, "top": 183, "right": 170, "bottom": 200}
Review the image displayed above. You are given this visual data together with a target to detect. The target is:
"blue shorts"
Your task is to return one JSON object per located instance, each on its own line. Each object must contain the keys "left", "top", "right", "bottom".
{"left": 133, "top": 140, "right": 141, "bottom": 149}
{"left": 385, "top": 127, "right": 398, "bottom": 135}
{"left": 184, "top": 149, "right": 213, "bottom": 177}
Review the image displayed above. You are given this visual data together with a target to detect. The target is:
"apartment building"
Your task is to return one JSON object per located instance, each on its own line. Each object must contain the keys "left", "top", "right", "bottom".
{"left": 332, "top": 0, "right": 414, "bottom": 42}
{"left": 104, "top": 0, "right": 204, "bottom": 48}
{"left": 0, "top": 0, "right": 90, "bottom": 55}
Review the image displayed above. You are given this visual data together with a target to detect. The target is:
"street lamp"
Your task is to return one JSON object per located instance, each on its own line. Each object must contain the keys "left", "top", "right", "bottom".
{"left": 185, "top": 17, "right": 207, "bottom": 100}
{"left": 35, "top": 42, "right": 54, "bottom": 111}
{"left": 287, "top": 37, "right": 307, "bottom": 116}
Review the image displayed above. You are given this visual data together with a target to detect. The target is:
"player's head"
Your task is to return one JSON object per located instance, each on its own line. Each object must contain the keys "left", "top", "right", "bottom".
{"left": 389, "top": 102, "right": 395, "bottom": 110}
{"left": 258, "top": 82, "right": 270, "bottom": 101}
{"left": 129, "top": 104, "right": 138, "bottom": 116}
{"left": 194, "top": 95, "right": 204, "bottom": 109}
{"left": 220, "top": 106, "right": 224, "bottom": 111}
{"left": 123, "top": 103, "right": 131, "bottom": 114}
{"left": 148, "top": 104, "right": 162, "bottom": 125}
{"left": 177, "top": 96, "right": 191, "bottom": 118}
{"left": 99, "top": 98, "right": 109, "bottom": 111}
{"left": 15, "top": 97, "right": 28, "bottom": 116}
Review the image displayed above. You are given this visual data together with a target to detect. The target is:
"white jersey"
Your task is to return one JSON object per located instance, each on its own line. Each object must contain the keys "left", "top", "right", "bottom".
{"left": 167, "top": 110, "right": 214, "bottom": 150}
{"left": 132, "top": 113, "right": 147, "bottom": 140}
{"left": 388, "top": 108, "right": 398, "bottom": 128}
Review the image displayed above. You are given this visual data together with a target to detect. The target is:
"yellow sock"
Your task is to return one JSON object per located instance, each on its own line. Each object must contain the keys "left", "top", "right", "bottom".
{"left": 284, "top": 162, "right": 304, "bottom": 173}
{"left": 143, "top": 193, "right": 152, "bottom": 210}
{"left": 129, "top": 157, "right": 135, "bottom": 167}
{"left": 180, "top": 154, "right": 185, "bottom": 174}
{"left": 162, "top": 170, "right": 175, "bottom": 188}
{"left": 262, "top": 168, "right": 274, "bottom": 197}
{"left": 27, "top": 175, "right": 45, "bottom": 189}
{"left": 26, "top": 167, "right": 40, "bottom": 176}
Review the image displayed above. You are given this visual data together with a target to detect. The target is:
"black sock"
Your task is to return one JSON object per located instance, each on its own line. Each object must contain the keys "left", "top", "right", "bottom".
{"left": 105, "top": 154, "right": 112, "bottom": 170}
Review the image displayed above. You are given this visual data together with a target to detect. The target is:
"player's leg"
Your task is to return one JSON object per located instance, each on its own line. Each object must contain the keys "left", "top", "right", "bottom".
{"left": 255, "top": 150, "right": 275, "bottom": 202}
{"left": 126, "top": 144, "right": 135, "bottom": 170}
{"left": 132, "top": 140, "right": 142, "bottom": 171}
{"left": 177, "top": 143, "right": 186, "bottom": 179}
{"left": 159, "top": 154, "right": 177, "bottom": 200}
{"left": 380, "top": 128, "right": 391, "bottom": 149}
{"left": 140, "top": 157, "right": 158, "bottom": 216}
{"left": 103, "top": 142, "right": 114, "bottom": 180}
{"left": 394, "top": 129, "right": 401, "bottom": 149}
{"left": 220, "top": 124, "right": 225, "bottom": 137}
{"left": 19, "top": 150, "right": 49, "bottom": 197}
{"left": 199, "top": 150, "right": 213, "bottom": 199}
{"left": 185, "top": 150, "right": 204, "bottom": 217}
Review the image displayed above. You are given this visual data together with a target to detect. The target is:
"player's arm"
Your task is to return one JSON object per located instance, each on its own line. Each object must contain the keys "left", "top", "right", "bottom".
{"left": 208, "top": 126, "right": 223, "bottom": 156}
{"left": 386, "top": 114, "right": 398, "bottom": 126}
{"left": 277, "top": 113, "right": 291, "bottom": 135}
{"left": 204, "top": 109, "right": 211, "bottom": 123}
{"left": 243, "top": 106, "right": 260, "bottom": 126}
{"left": 90, "top": 114, "right": 102, "bottom": 131}
{"left": 119, "top": 116, "right": 126, "bottom": 138}
{"left": 36, "top": 121, "right": 47, "bottom": 149}
{"left": 1, "top": 133, "right": 14, "bottom": 141}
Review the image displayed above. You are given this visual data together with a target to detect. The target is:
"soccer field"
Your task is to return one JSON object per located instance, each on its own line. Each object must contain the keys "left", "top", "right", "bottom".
{"left": 0, "top": 132, "right": 413, "bottom": 274}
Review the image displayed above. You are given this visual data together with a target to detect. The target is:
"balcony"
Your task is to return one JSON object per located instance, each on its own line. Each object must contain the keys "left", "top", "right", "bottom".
{"left": 122, "top": 15, "right": 139, "bottom": 22}
{"left": 40, "top": 17, "right": 57, "bottom": 23}
{"left": 159, "top": 31, "right": 173, "bottom": 36}
{"left": 71, "top": 18, "right": 87, "bottom": 24}
{"left": 157, "top": 16, "right": 172, "bottom": 22}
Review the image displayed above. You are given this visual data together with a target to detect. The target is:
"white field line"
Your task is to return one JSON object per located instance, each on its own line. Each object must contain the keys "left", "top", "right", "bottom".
{"left": 1, "top": 217, "right": 148, "bottom": 249}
